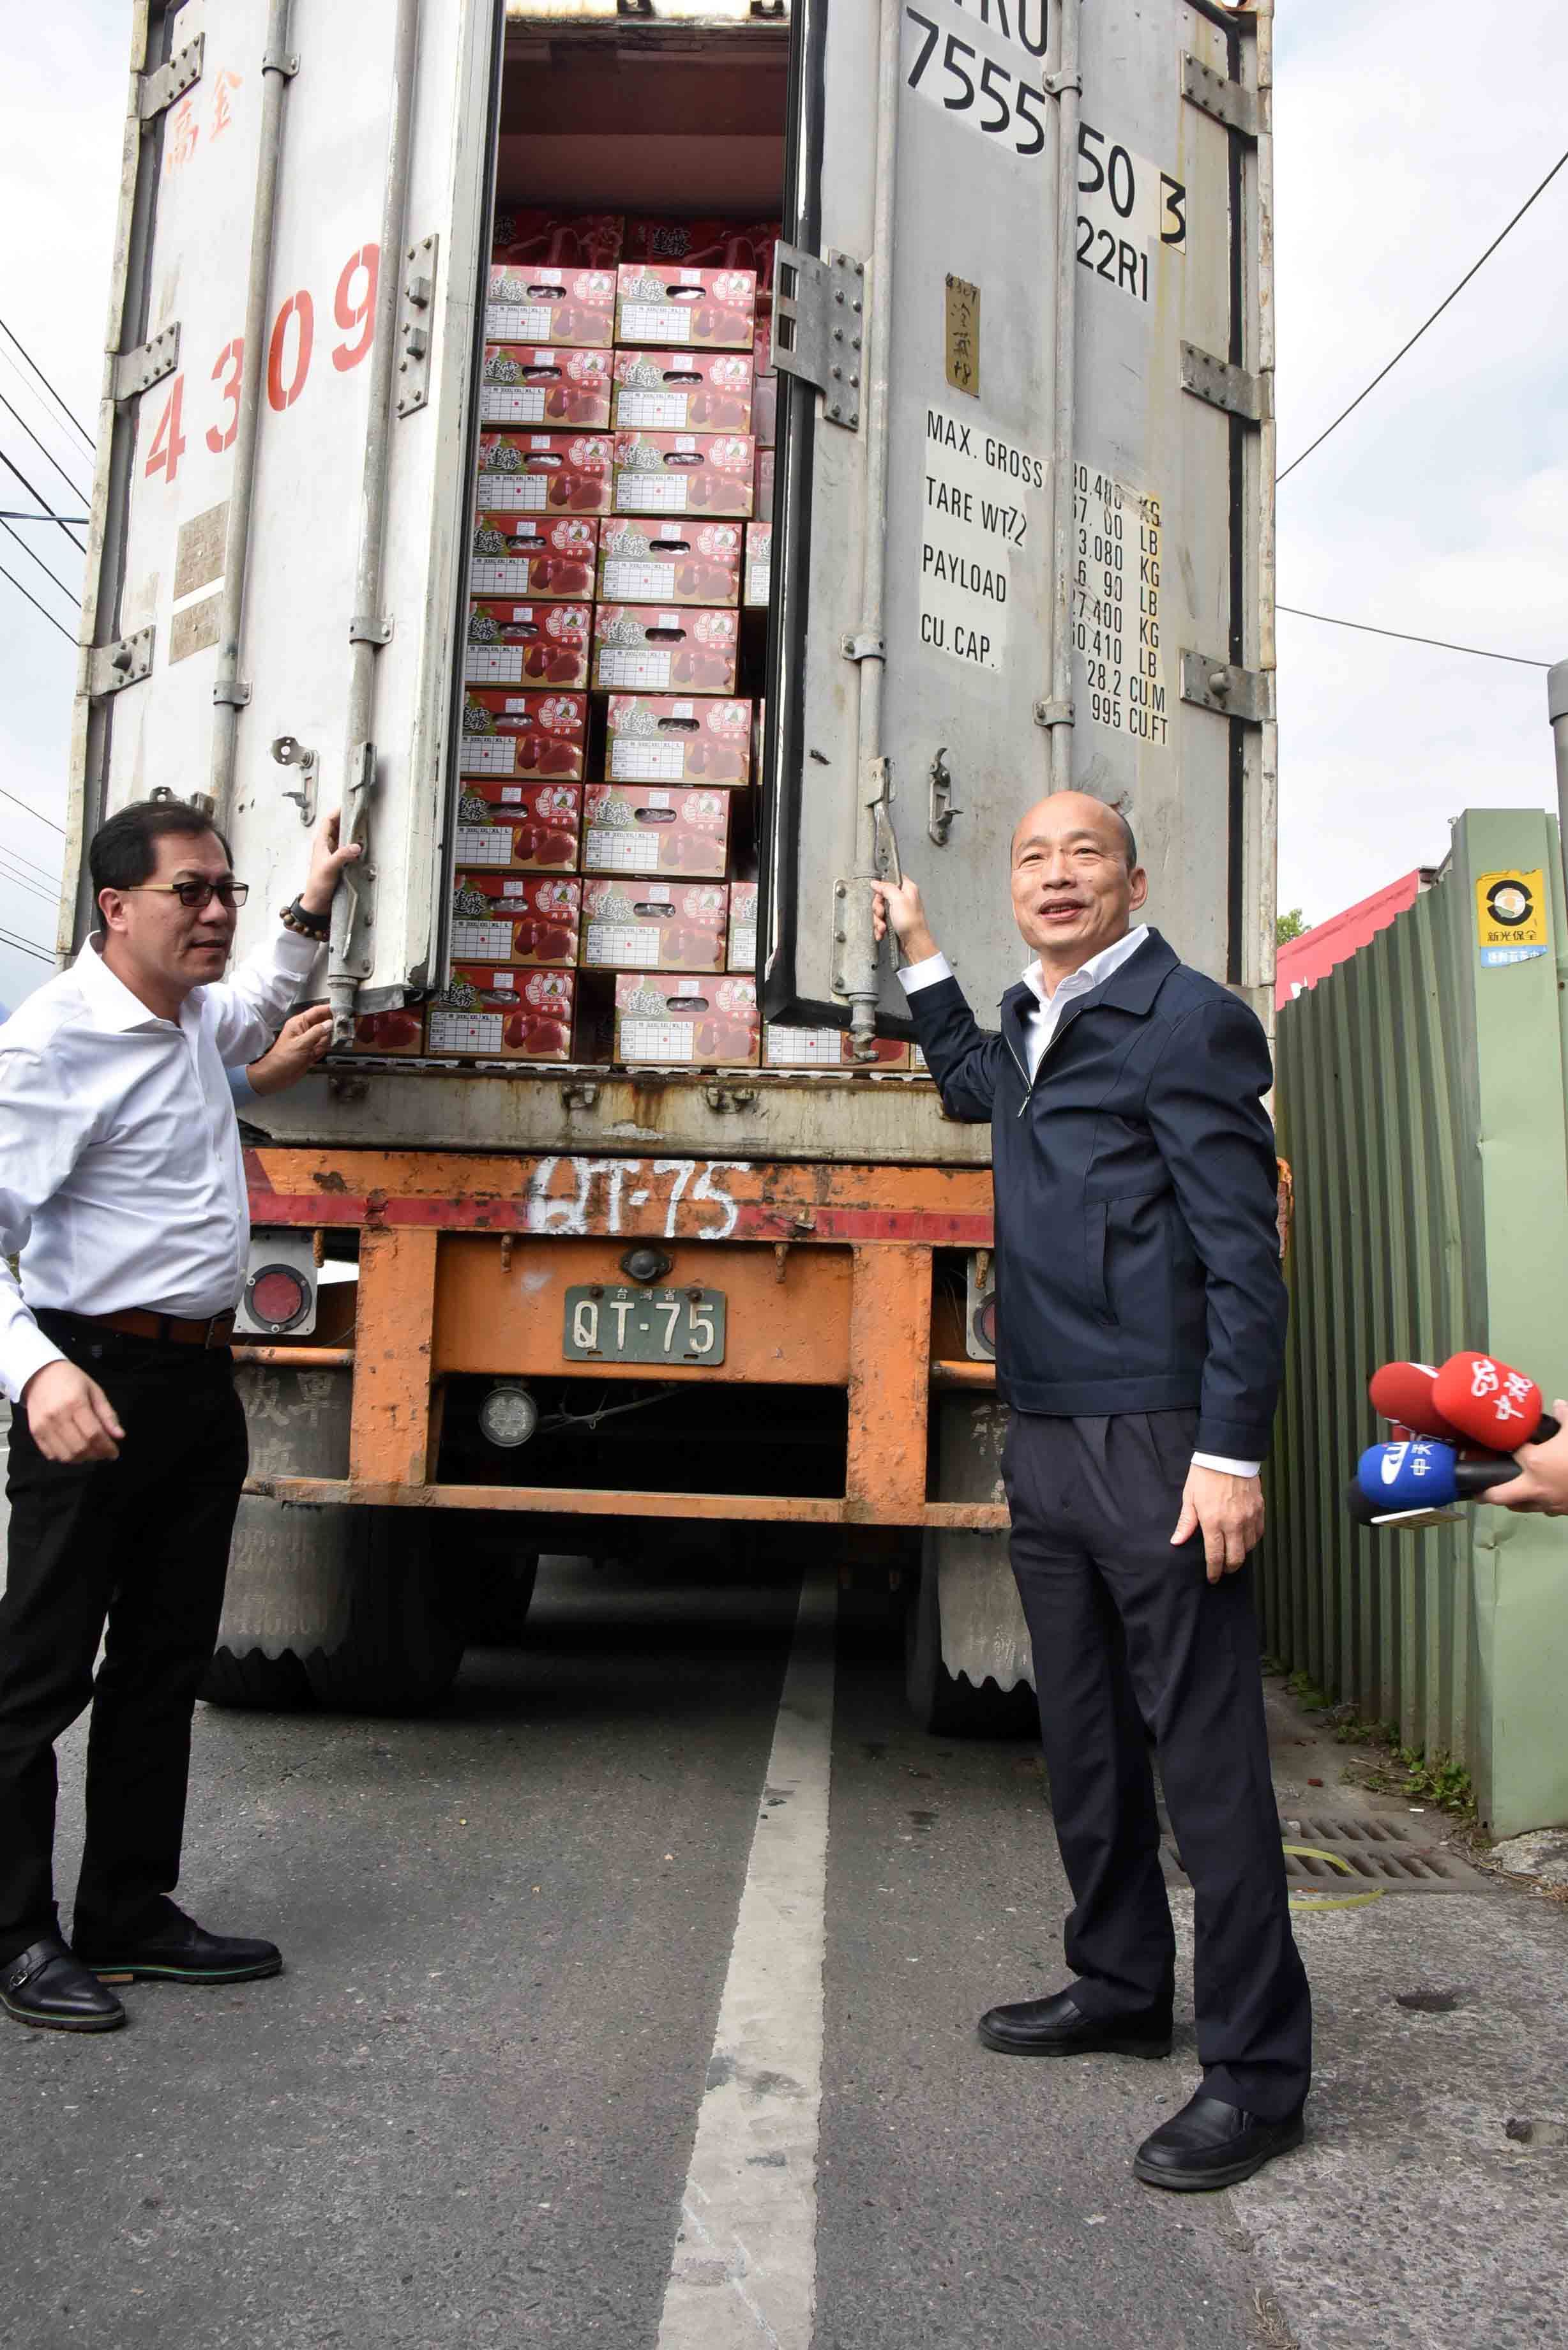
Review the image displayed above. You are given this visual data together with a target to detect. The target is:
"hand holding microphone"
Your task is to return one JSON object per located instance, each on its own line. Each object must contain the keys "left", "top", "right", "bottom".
{"left": 1358, "top": 1350, "right": 1568, "bottom": 1524}
{"left": 1429, "top": 1352, "right": 1568, "bottom": 1515}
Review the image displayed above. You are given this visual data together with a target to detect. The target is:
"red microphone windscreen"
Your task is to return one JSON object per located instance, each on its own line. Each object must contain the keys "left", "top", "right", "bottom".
{"left": 1367, "top": 1361, "right": 1461, "bottom": 1442}
{"left": 1432, "top": 1353, "right": 1544, "bottom": 1448}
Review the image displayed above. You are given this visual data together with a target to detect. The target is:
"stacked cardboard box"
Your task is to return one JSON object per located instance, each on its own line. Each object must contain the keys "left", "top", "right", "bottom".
{"left": 425, "top": 211, "right": 921, "bottom": 1076}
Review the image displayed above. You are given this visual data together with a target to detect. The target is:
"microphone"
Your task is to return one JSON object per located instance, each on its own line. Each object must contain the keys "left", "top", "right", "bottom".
{"left": 1431, "top": 1351, "right": 1562, "bottom": 1450}
{"left": 1344, "top": 1478, "right": 1459, "bottom": 1531}
{"left": 1356, "top": 1437, "right": 1520, "bottom": 1513}
{"left": 1366, "top": 1361, "right": 1463, "bottom": 1443}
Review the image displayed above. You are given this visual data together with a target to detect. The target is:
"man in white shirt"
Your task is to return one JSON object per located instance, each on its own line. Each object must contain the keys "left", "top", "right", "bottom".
{"left": 0, "top": 798, "right": 357, "bottom": 2033}
{"left": 876, "top": 791, "right": 1309, "bottom": 2193}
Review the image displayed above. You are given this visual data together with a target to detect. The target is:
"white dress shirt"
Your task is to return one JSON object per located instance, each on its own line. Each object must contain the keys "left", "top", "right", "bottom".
{"left": 0, "top": 926, "right": 320, "bottom": 1402}
{"left": 900, "top": 927, "right": 1260, "bottom": 1480}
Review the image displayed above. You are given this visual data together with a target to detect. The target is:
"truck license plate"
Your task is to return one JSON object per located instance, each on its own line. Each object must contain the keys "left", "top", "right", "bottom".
{"left": 562, "top": 1284, "right": 725, "bottom": 1365}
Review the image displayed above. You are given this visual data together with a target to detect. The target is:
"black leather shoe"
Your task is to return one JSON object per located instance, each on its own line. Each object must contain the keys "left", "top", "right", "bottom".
{"left": 978, "top": 1987, "right": 1172, "bottom": 2059}
{"left": 1133, "top": 2091, "right": 1306, "bottom": 2191}
{"left": 2, "top": 1936, "right": 126, "bottom": 2032}
{"left": 75, "top": 1904, "right": 282, "bottom": 1987}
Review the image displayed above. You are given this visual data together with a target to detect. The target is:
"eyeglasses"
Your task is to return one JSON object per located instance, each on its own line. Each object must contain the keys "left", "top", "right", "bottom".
{"left": 126, "top": 881, "right": 250, "bottom": 911}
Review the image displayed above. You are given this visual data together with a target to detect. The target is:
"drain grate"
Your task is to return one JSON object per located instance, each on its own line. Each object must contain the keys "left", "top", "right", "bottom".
{"left": 1159, "top": 1812, "right": 1491, "bottom": 1895}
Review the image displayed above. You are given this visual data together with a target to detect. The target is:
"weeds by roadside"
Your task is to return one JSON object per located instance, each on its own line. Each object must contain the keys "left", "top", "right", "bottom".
{"left": 1262, "top": 1658, "right": 1479, "bottom": 1829}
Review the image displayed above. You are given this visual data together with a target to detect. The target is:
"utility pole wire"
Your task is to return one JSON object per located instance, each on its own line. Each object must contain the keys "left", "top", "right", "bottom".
{"left": 0, "top": 315, "right": 95, "bottom": 454}
{"left": 0, "top": 511, "right": 89, "bottom": 526}
{"left": 1278, "top": 142, "right": 1568, "bottom": 483}
{"left": 0, "top": 515, "right": 80, "bottom": 609}
{"left": 0, "top": 558, "right": 77, "bottom": 648}
{"left": 0, "top": 449, "right": 85, "bottom": 552}
{"left": 0, "top": 858, "right": 61, "bottom": 907}
{"left": 0, "top": 838, "right": 61, "bottom": 885}
{"left": 0, "top": 911, "right": 57, "bottom": 959}
{"left": 0, "top": 780, "right": 66, "bottom": 833}
{"left": 1278, "top": 603, "right": 1551, "bottom": 669}
{"left": 0, "top": 390, "right": 91, "bottom": 510}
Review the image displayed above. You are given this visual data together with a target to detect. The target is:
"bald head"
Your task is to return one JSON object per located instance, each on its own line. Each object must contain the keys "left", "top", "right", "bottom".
{"left": 1011, "top": 792, "right": 1136, "bottom": 872}
{"left": 1008, "top": 790, "right": 1149, "bottom": 978}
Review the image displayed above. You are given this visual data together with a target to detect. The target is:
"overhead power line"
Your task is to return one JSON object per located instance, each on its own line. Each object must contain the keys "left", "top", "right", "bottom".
{"left": 1278, "top": 603, "right": 1551, "bottom": 669}
{"left": 0, "top": 921, "right": 56, "bottom": 968}
{"left": 0, "top": 558, "right": 77, "bottom": 648}
{"left": 0, "top": 516, "right": 80, "bottom": 609}
{"left": 0, "top": 780, "right": 67, "bottom": 836}
{"left": 0, "top": 450, "right": 85, "bottom": 552}
{"left": 0, "top": 389, "right": 91, "bottom": 510}
{"left": 0, "top": 837, "right": 61, "bottom": 885}
{"left": 0, "top": 315, "right": 94, "bottom": 455}
{"left": 1278, "top": 142, "right": 1568, "bottom": 484}
{"left": 0, "top": 859, "right": 61, "bottom": 907}
{"left": 0, "top": 510, "right": 88, "bottom": 526}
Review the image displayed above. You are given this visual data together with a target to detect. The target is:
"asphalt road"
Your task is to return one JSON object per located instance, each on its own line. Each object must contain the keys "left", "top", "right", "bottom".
{"left": 1, "top": 1554, "right": 1285, "bottom": 2350}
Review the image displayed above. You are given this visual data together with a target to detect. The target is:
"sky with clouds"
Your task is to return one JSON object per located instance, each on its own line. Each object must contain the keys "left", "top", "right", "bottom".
{"left": 0, "top": 0, "right": 1565, "bottom": 1013}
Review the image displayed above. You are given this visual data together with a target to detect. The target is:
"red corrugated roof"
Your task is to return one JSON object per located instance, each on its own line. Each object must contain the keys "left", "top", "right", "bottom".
{"left": 1277, "top": 871, "right": 1426, "bottom": 1010}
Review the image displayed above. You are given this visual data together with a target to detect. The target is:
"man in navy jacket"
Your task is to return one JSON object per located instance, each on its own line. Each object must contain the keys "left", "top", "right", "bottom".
{"left": 876, "top": 791, "right": 1309, "bottom": 2192}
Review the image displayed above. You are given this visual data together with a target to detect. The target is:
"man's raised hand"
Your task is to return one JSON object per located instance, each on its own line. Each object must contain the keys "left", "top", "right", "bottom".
{"left": 872, "top": 876, "right": 939, "bottom": 964}
{"left": 299, "top": 808, "right": 364, "bottom": 918}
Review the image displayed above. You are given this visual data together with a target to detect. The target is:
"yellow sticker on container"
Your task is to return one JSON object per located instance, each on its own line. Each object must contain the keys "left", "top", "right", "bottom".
{"left": 1475, "top": 868, "right": 1548, "bottom": 966}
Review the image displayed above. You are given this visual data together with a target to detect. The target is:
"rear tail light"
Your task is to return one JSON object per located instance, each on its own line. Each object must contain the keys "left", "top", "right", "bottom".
{"left": 245, "top": 1264, "right": 312, "bottom": 1334}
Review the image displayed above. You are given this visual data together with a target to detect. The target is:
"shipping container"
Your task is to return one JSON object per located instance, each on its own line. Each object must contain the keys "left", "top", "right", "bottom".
{"left": 65, "top": 0, "right": 1274, "bottom": 1721}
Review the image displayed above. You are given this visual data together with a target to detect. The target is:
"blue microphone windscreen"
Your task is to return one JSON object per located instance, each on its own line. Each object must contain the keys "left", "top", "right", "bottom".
{"left": 1356, "top": 1438, "right": 1460, "bottom": 1511}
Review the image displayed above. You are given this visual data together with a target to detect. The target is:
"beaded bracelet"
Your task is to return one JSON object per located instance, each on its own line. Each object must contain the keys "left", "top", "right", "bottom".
{"left": 280, "top": 897, "right": 330, "bottom": 939}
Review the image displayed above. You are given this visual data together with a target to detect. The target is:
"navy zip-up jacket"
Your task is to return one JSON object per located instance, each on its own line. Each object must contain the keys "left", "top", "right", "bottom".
{"left": 907, "top": 929, "right": 1286, "bottom": 1460}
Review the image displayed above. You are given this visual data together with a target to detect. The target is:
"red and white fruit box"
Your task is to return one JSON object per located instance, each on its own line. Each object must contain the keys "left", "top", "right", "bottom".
{"left": 485, "top": 265, "right": 615, "bottom": 348}
{"left": 612, "top": 431, "right": 755, "bottom": 517}
{"left": 614, "top": 264, "right": 756, "bottom": 349}
{"left": 610, "top": 349, "right": 753, "bottom": 433}
{"left": 614, "top": 973, "right": 759, "bottom": 1066}
{"left": 476, "top": 432, "right": 612, "bottom": 515}
{"left": 348, "top": 1004, "right": 425, "bottom": 1058}
{"left": 596, "top": 519, "right": 742, "bottom": 608}
{"left": 479, "top": 345, "right": 612, "bottom": 430}
{"left": 470, "top": 514, "right": 598, "bottom": 601}
{"left": 603, "top": 694, "right": 751, "bottom": 786}
{"left": 591, "top": 604, "right": 739, "bottom": 695}
{"left": 452, "top": 777, "right": 582, "bottom": 870}
{"left": 727, "top": 880, "right": 758, "bottom": 971}
{"left": 491, "top": 208, "right": 625, "bottom": 270}
{"left": 622, "top": 217, "right": 778, "bottom": 297}
{"left": 580, "top": 879, "right": 727, "bottom": 973}
{"left": 450, "top": 871, "right": 581, "bottom": 966}
{"left": 426, "top": 967, "right": 577, "bottom": 1062}
{"left": 465, "top": 600, "right": 590, "bottom": 690}
{"left": 458, "top": 692, "right": 585, "bottom": 784}
{"left": 743, "top": 520, "right": 772, "bottom": 608}
{"left": 763, "top": 1026, "right": 911, "bottom": 1072}
{"left": 582, "top": 785, "right": 730, "bottom": 878}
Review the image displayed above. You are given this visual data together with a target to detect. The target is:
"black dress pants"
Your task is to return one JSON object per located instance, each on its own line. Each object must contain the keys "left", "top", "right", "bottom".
{"left": 1004, "top": 1407, "right": 1311, "bottom": 2119}
{"left": 0, "top": 1311, "right": 248, "bottom": 1962}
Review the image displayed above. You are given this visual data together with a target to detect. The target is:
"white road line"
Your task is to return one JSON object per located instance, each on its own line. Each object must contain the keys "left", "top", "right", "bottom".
{"left": 656, "top": 1568, "right": 838, "bottom": 2350}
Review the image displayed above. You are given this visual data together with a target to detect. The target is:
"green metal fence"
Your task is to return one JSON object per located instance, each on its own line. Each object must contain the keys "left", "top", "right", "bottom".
{"left": 1258, "top": 808, "right": 1568, "bottom": 1837}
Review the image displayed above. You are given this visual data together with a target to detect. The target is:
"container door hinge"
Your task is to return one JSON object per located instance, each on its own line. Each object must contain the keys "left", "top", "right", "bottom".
{"left": 349, "top": 615, "right": 394, "bottom": 646}
{"left": 112, "top": 323, "right": 180, "bottom": 403}
{"left": 773, "top": 243, "right": 864, "bottom": 430}
{"left": 396, "top": 234, "right": 439, "bottom": 418}
{"left": 87, "top": 627, "right": 154, "bottom": 697}
{"left": 213, "top": 677, "right": 252, "bottom": 708}
{"left": 704, "top": 1083, "right": 758, "bottom": 1115}
{"left": 1041, "top": 70, "right": 1082, "bottom": 98}
{"left": 841, "top": 632, "right": 884, "bottom": 663}
{"left": 1181, "top": 54, "right": 1260, "bottom": 140}
{"left": 138, "top": 34, "right": 204, "bottom": 121}
{"left": 1033, "top": 697, "right": 1074, "bottom": 729}
{"left": 1180, "top": 344, "right": 1270, "bottom": 425}
{"left": 560, "top": 1080, "right": 600, "bottom": 1114}
{"left": 261, "top": 47, "right": 301, "bottom": 79}
{"left": 1180, "top": 652, "right": 1274, "bottom": 725}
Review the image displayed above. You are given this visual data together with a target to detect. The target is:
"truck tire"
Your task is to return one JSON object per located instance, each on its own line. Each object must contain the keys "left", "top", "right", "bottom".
{"left": 200, "top": 1645, "right": 313, "bottom": 1711}
{"left": 299, "top": 1509, "right": 466, "bottom": 1713}
{"left": 462, "top": 1519, "right": 541, "bottom": 1645}
{"left": 903, "top": 1554, "right": 1037, "bottom": 1738}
